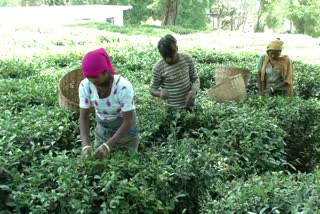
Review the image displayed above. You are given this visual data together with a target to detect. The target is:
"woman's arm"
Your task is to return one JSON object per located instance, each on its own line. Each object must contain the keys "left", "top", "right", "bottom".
{"left": 106, "top": 110, "right": 133, "bottom": 148}
{"left": 264, "top": 81, "right": 288, "bottom": 93}
{"left": 93, "top": 110, "right": 133, "bottom": 159}
{"left": 257, "top": 55, "right": 266, "bottom": 94}
{"left": 257, "top": 71, "right": 262, "bottom": 94}
{"left": 79, "top": 108, "right": 91, "bottom": 147}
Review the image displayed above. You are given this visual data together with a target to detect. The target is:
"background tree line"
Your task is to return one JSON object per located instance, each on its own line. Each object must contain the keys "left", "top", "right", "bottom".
{"left": 0, "top": 0, "right": 319, "bottom": 37}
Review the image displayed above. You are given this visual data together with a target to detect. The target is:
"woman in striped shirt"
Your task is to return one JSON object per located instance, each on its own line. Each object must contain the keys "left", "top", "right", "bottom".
{"left": 150, "top": 34, "right": 200, "bottom": 109}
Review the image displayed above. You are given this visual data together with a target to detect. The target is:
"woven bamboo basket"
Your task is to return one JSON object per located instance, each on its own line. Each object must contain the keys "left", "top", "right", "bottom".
{"left": 59, "top": 68, "right": 86, "bottom": 112}
{"left": 208, "top": 74, "right": 247, "bottom": 102}
{"left": 215, "top": 66, "right": 251, "bottom": 87}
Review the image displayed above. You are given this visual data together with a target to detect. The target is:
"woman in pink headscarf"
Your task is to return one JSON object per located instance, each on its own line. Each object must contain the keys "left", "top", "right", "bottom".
{"left": 79, "top": 48, "right": 139, "bottom": 159}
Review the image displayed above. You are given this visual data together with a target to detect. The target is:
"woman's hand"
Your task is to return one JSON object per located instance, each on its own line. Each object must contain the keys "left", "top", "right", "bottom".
{"left": 82, "top": 145, "right": 91, "bottom": 158}
{"left": 94, "top": 143, "right": 111, "bottom": 159}
{"left": 80, "top": 108, "right": 91, "bottom": 158}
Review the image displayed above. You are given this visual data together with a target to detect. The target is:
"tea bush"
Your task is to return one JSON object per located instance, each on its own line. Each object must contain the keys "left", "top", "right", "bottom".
{"left": 243, "top": 96, "right": 320, "bottom": 172}
{"left": 200, "top": 170, "right": 320, "bottom": 213}
{"left": 0, "top": 106, "right": 79, "bottom": 156}
{"left": 0, "top": 58, "right": 39, "bottom": 79}
{"left": 294, "top": 61, "right": 320, "bottom": 99}
{"left": 159, "top": 98, "right": 288, "bottom": 174}
{"left": 0, "top": 77, "right": 58, "bottom": 111}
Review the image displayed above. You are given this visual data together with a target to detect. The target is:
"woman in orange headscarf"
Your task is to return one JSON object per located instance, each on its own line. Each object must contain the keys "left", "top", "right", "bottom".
{"left": 257, "top": 38, "right": 294, "bottom": 96}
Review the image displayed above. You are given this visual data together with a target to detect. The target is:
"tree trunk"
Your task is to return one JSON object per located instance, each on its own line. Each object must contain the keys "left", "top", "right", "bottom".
{"left": 163, "top": 0, "right": 178, "bottom": 26}
{"left": 217, "top": 15, "right": 221, "bottom": 30}
{"left": 255, "top": 5, "right": 263, "bottom": 32}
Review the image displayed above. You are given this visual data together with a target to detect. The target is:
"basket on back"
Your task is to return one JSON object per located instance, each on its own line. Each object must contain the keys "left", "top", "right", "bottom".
{"left": 208, "top": 74, "right": 247, "bottom": 102}
{"left": 59, "top": 68, "right": 85, "bottom": 112}
{"left": 215, "top": 66, "right": 251, "bottom": 87}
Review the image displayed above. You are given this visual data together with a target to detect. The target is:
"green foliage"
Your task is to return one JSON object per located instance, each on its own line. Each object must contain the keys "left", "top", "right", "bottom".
{"left": 124, "top": 0, "right": 154, "bottom": 25}
{"left": 0, "top": 53, "right": 82, "bottom": 79}
{"left": 176, "top": 0, "right": 209, "bottom": 30}
{"left": 288, "top": 0, "right": 320, "bottom": 37}
{"left": 0, "top": 168, "right": 14, "bottom": 211}
{"left": 154, "top": 137, "right": 230, "bottom": 213}
{"left": 0, "top": 77, "right": 58, "bottom": 110}
{"left": 74, "top": 22, "right": 202, "bottom": 36}
{"left": 0, "top": 106, "right": 79, "bottom": 154}
{"left": 169, "top": 99, "right": 288, "bottom": 174}
{"left": 264, "top": 0, "right": 287, "bottom": 31}
{"left": 255, "top": 0, "right": 287, "bottom": 32}
{"left": 0, "top": 58, "right": 39, "bottom": 79}
{"left": 0, "top": 0, "right": 20, "bottom": 6}
{"left": 244, "top": 96, "right": 320, "bottom": 172}
{"left": 253, "top": 0, "right": 320, "bottom": 36}
{"left": 110, "top": 44, "right": 159, "bottom": 79}
{"left": 7, "top": 151, "right": 183, "bottom": 213}
{"left": 200, "top": 170, "right": 320, "bottom": 213}
{"left": 167, "top": 25, "right": 201, "bottom": 35}
{"left": 294, "top": 61, "right": 320, "bottom": 99}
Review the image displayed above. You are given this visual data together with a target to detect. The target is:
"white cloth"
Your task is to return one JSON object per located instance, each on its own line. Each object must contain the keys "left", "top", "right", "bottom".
{"left": 79, "top": 75, "right": 135, "bottom": 121}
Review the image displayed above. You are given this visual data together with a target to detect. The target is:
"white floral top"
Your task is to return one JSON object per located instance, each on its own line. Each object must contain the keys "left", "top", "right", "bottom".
{"left": 79, "top": 75, "right": 135, "bottom": 121}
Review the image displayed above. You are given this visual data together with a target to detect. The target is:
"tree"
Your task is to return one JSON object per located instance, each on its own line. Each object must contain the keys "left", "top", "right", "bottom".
{"left": 253, "top": 0, "right": 288, "bottom": 32}
{"left": 124, "top": 0, "right": 153, "bottom": 25}
{"left": 288, "top": 0, "right": 320, "bottom": 37}
{"left": 163, "top": 0, "right": 178, "bottom": 26}
{"left": 255, "top": 0, "right": 269, "bottom": 32}
{"left": 176, "top": 0, "right": 209, "bottom": 29}
{"left": 0, "top": 0, "right": 20, "bottom": 6}
{"left": 233, "top": 0, "right": 256, "bottom": 31}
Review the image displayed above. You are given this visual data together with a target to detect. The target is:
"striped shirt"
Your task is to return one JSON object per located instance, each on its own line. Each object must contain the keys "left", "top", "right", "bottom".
{"left": 150, "top": 53, "right": 200, "bottom": 108}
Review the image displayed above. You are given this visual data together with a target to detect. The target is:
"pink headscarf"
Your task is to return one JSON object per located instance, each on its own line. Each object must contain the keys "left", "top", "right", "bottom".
{"left": 82, "top": 48, "right": 117, "bottom": 78}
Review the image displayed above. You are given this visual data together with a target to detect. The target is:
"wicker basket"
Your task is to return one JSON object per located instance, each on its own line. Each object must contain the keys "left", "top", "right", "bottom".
{"left": 59, "top": 68, "right": 85, "bottom": 112}
{"left": 208, "top": 74, "right": 246, "bottom": 102}
{"left": 215, "top": 66, "right": 251, "bottom": 87}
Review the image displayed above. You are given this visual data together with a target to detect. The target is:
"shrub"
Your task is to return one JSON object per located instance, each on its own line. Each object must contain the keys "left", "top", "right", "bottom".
{"left": 243, "top": 96, "right": 320, "bottom": 172}
{"left": 200, "top": 170, "right": 320, "bottom": 213}
{"left": 294, "top": 61, "right": 320, "bottom": 99}
{"left": 0, "top": 58, "right": 39, "bottom": 79}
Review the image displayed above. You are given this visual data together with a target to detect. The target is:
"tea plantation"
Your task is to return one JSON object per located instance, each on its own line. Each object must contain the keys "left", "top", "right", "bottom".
{"left": 1, "top": 25, "right": 320, "bottom": 213}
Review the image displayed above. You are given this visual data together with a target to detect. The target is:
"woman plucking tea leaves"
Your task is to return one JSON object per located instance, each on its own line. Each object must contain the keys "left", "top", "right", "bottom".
{"left": 79, "top": 48, "right": 139, "bottom": 159}
{"left": 257, "top": 38, "right": 294, "bottom": 97}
